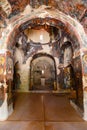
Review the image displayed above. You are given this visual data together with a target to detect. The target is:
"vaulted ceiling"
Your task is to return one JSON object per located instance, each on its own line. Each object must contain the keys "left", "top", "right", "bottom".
{"left": 0, "top": 0, "right": 87, "bottom": 33}
{"left": 0, "top": 0, "right": 87, "bottom": 18}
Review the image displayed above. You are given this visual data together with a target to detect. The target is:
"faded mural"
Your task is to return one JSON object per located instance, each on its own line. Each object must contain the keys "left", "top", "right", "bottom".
{"left": 0, "top": 54, "right": 6, "bottom": 106}
{"left": 13, "top": 27, "right": 59, "bottom": 91}
{"left": 0, "top": 0, "right": 87, "bottom": 121}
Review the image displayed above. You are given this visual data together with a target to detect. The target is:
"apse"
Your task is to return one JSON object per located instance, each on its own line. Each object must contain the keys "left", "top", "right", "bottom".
{"left": 30, "top": 54, "right": 56, "bottom": 91}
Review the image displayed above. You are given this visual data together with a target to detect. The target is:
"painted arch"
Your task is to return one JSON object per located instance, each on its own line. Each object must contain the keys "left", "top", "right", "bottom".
{"left": 30, "top": 53, "right": 57, "bottom": 90}
{"left": 0, "top": 6, "right": 87, "bottom": 120}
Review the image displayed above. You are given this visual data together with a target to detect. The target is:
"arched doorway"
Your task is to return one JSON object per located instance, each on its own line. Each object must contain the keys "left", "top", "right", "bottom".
{"left": 30, "top": 53, "right": 57, "bottom": 91}
{"left": 59, "top": 41, "right": 74, "bottom": 90}
{"left": 0, "top": 6, "right": 87, "bottom": 121}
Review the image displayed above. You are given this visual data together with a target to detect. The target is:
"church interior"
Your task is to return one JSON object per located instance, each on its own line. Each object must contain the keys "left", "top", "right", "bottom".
{"left": 0, "top": 0, "right": 87, "bottom": 129}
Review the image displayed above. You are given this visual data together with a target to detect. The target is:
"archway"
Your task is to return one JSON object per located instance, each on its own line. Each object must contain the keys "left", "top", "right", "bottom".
{"left": 30, "top": 53, "right": 57, "bottom": 91}
{"left": 0, "top": 6, "right": 87, "bottom": 121}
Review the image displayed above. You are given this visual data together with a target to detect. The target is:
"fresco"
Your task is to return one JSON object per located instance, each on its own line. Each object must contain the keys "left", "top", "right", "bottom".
{"left": 0, "top": 0, "right": 87, "bottom": 120}
{"left": 0, "top": 54, "right": 6, "bottom": 106}
{"left": 6, "top": 56, "right": 13, "bottom": 80}
{"left": 73, "top": 56, "right": 83, "bottom": 108}
{"left": 5, "top": 0, "right": 86, "bottom": 22}
{"left": 6, "top": 54, "right": 14, "bottom": 105}
{"left": 0, "top": 55, "right": 5, "bottom": 75}
{"left": 0, "top": 85, "right": 4, "bottom": 106}
{"left": 82, "top": 53, "right": 87, "bottom": 74}
{"left": 12, "top": 26, "right": 61, "bottom": 91}
{"left": 82, "top": 52, "right": 87, "bottom": 94}
{"left": 0, "top": 56, "right": 5, "bottom": 76}
{"left": 63, "top": 65, "right": 75, "bottom": 89}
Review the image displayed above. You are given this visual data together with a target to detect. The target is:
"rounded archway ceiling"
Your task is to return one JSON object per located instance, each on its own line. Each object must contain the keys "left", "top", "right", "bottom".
{"left": 1, "top": 6, "right": 86, "bottom": 51}
{"left": 24, "top": 28, "right": 50, "bottom": 44}
{"left": 22, "top": 24, "right": 60, "bottom": 45}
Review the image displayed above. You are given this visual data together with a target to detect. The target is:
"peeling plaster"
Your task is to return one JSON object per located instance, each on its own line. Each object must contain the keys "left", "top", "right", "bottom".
{"left": 0, "top": 5, "right": 87, "bottom": 121}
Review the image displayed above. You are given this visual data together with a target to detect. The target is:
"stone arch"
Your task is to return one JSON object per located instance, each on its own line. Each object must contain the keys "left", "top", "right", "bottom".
{"left": 29, "top": 52, "right": 57, "bottom": 90}
{"left": 0, "top": 6, "right": 87, "bottom": 120}
{"left": 1, "top": 7, "right": 86, "bottom": 49}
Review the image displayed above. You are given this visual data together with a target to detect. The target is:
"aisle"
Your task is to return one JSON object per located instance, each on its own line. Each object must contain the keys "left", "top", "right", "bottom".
{"left": 0, "top": 93, "right": 87, "bottom": 130}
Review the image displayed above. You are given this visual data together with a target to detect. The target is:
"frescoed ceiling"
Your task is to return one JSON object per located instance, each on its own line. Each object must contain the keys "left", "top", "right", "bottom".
{"left": 0, "top": 0, "right": 87, "bottom": 33}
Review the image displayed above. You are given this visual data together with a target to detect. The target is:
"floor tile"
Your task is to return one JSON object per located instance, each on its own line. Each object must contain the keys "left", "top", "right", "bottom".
{"left": 0, "top": 121, "right": 44, "bottom": 130}
{"left": 44, "top": 94, "right": 83, "bottom": 121}
{"left": 8, "top": 93, "right": 44, "bottom": 121}
{"left": 45, "top": 122, "right": 87, "bottom": 130}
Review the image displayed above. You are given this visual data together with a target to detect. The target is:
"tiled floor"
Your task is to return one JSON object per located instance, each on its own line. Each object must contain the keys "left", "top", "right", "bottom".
{"left": 0, "top": 93, "right": 87, "bottom": 130}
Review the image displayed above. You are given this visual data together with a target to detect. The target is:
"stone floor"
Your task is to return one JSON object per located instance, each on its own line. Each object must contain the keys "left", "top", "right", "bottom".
{"left": 0, "top": 93, "right": 87, "bottom": 130}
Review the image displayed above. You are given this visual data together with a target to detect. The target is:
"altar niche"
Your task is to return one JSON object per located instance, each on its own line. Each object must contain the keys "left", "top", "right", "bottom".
{"left": 30, "top": 53, "right": 57, "bottom": 91}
